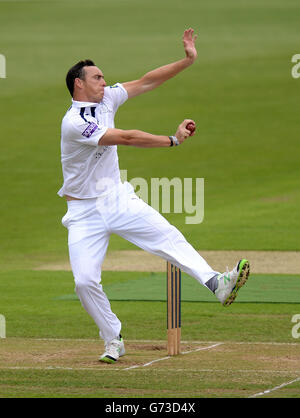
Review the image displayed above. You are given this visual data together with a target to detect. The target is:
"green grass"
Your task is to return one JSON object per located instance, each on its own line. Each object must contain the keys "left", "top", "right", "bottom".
{"left": 55, "top": 271, "right": 300, "bottom": 304}
{"left": 0, "top": 270, "right": 299, "bottom": 398}
{"left": 0, "top": 0, "right": 300, "bottom": 269}
{"left": 0, "top": 365, "right": 298, "bottom": 398}
{"left": 0, "top": 270, "right": 298, "bottom": 342}
{"left": 0, "top": 0, "right": 299, "bottom": 399}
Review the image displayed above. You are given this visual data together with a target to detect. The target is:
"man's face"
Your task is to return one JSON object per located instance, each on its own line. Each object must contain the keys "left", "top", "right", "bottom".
{"left": 77, "top": 66, "right": 106, "bottom": 102}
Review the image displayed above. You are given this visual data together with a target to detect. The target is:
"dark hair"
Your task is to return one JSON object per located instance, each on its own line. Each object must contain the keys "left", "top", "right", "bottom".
{"left": 66, "top": 59, "right": 95, "bottom": 97}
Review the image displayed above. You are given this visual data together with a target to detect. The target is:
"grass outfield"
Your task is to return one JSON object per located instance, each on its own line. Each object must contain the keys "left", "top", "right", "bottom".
{"left": 0, "top": 0, "right": 299, "bottom": 399}
{"left": 0, "top": 269, "right": 299, "bottom": 342}
{"left": 0, "top": 0, "right": 300, "bottom": 269}
{"left": 0, "top": 269, "right": 299, "bottom": 398}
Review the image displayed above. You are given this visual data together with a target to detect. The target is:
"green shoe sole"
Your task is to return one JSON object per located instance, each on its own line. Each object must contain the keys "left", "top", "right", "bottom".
{"left": 99, "top": 356, "right": 117, "bottom": 364}
{"left": 223, "top": 259, "right": 250, "bottom": 307}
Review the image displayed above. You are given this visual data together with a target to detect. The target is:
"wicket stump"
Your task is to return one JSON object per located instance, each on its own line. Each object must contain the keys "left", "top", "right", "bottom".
{"left": 167, "top": 262, "right": 181, "bottom": 355}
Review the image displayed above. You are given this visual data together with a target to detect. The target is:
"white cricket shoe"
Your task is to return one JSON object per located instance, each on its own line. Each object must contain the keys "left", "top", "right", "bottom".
{"left": 215, "top": 259, "right": 250, "bottom": 306}
{"left": 99, "top": 335, "right": 125, "bottom": 364}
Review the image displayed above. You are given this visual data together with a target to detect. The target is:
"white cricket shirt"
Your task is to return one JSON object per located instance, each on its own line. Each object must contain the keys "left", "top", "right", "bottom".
{"left": 58, "top": 83, "right": 128, "bottom": 198}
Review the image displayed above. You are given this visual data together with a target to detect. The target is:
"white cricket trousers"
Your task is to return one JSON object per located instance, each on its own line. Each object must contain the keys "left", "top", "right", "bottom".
{"left": 62, "top": 182, "right": 218, "bottom": 343}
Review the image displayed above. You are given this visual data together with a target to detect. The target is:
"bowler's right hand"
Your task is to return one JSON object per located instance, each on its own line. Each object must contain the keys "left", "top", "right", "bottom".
{"left": 175, "top": 119, "right": 196, "bottom": 143}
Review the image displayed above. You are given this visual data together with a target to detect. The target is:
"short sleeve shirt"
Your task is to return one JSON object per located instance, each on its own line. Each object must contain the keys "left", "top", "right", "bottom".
{"left": 58, "top": 83, "right": 128, "bottom": 198}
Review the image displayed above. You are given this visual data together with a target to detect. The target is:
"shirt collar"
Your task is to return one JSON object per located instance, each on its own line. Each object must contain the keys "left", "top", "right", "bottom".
{"left": 71, "top": 99, "right": 99, "bottom": 108}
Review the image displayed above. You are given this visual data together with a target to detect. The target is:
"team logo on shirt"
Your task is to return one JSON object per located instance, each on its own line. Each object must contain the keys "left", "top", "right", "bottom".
{"left": 95, "top": 146, "right": 109, "bottom": 159}
{"left": 82, "top": 122, "right": 98, "bottom": 138}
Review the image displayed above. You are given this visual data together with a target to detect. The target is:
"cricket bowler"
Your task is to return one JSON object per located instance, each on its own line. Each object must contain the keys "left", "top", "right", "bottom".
{"left": 58, "top": 29, "right": 250, "bottom": 363}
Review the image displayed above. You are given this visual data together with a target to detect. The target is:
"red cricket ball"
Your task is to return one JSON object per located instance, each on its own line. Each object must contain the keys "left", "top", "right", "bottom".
{"left": 186, "top": 122, "right": 196, "bottom": 135}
